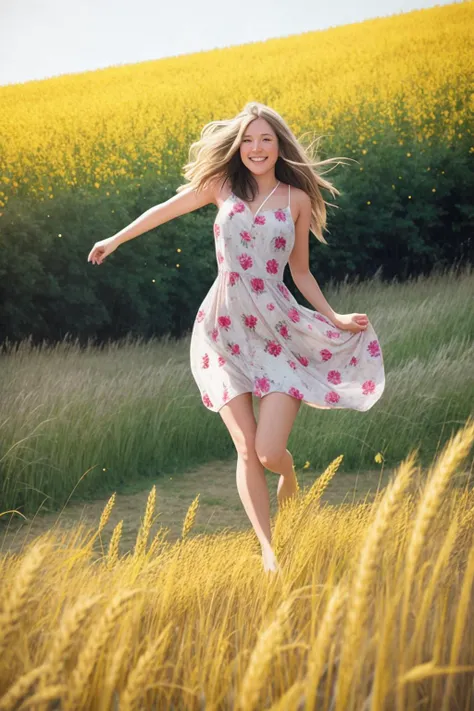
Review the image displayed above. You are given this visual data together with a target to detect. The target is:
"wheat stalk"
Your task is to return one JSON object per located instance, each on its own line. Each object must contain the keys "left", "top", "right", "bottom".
{"left": 44, "top": 593, "right": 104, "bottom": 683}
{"left": 0, "top": 665, "right": 48, "bottom": 711}
{"left": 106, "top": 519, "right": 123, "bottom": 568}
{"left": 99, "top": 492, "right": 116, "bottom": 533}
{"left": 397, "top": 419, "right": 474, "bottom": 711}
{"left": 303, "top": 454, "right": 344, "bottom": 507}
{"left": 273, "top": 456, "right": 343, "bottom": 560}
{"left": 336, "top": 450, "right": 418, "bottom": 709}
{"left": 17, "top": 684, "right": 66, "bottom": 711}
{"left": 440, "top": 542, "right": 474, "bottom": 711}
{"left": 182, "top": 494, "right": 200, "bottom": 539}
{"left": 134, "top": 486, "right": 156, "bottom": 558}
{"left": 82, "top": 492, "right": 117, "bottom": 552}
{"left": 0, "top": 540, "right": 52, "bottom": 656}
{"left": 407, "top": 516, "right": 460, "bottom": 665}
{"left": 120, "top": 621, "right": 173, "bottom": 711}
{"left": 237, "top": 591, "right": 298, "bottom": 711}
{"left": 305, "top": 580, "right": 349, "bottom": 710}
{"left": 267, "top": 680, "right": 306, "bottom": 711}
{"left": 147, "top": 526, "right": 170, "bottom": 559}
{"left": 272, "top": 493, "right": 301, "bottom": 559}
{"left": 64, "top": 589, "right": 140, "bottom": 710}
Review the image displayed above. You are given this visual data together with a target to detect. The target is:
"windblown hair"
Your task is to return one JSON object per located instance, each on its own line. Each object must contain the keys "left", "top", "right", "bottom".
{"left": 177, "top": 101, "right": 353, "bottom": 245}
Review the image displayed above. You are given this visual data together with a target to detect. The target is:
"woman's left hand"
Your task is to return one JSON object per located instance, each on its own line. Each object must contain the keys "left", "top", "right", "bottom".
{"left": 332, "top": 312, "right": 369, "bottom": 333}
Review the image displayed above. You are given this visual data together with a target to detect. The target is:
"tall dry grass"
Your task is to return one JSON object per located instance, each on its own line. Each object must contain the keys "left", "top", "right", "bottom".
{"left": 0, "top": 419, "right": 473, "bottom": 709}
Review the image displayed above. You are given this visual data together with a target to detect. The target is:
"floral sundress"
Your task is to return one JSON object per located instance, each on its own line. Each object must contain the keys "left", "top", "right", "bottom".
{"left": 189, "top": 181, "right": 385, "bottom": 413}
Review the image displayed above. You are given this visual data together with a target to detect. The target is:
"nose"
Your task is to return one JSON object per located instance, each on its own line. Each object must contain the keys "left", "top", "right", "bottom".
{"left": 250, "top": 140, "right": 264, "bottom": 152}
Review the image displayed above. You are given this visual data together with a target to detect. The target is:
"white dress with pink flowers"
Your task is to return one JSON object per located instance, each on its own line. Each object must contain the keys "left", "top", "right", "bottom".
{"left": 189, "top": 181, "right": 385, "bottom": 413}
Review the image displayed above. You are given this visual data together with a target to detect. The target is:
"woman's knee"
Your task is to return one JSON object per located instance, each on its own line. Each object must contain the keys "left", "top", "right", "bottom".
{"left": 235, "top": 434, "right": 259, "bottom": 462}
{"left": 219, "top": 393, "right": 258, "bottom": 460}
{"left": 254, "top": 440, "right": 288, "bottom": 470}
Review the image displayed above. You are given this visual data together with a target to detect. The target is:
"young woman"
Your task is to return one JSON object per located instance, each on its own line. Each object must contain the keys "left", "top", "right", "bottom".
{"left": 88, "top": 102, "right": 385, "bottom": 574}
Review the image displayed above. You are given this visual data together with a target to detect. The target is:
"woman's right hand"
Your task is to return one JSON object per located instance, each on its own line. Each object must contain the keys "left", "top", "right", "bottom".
{"left": 87, "top": 236, "right": 119, "bottom": 265}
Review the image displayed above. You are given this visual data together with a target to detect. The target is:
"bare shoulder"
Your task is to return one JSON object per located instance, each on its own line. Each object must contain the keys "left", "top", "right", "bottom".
{"left": 208, "top": 176, "right": 232, "bottom": 208}
{"left": 289, "top": 185, "right": 311, "bottom": 222}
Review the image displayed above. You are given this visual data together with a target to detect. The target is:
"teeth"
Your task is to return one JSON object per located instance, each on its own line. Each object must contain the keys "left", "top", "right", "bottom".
{"left": 250, "top": 157, "right": 266, "bottom": 162}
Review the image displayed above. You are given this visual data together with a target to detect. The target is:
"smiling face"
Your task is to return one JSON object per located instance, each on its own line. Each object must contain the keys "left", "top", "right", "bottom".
{"left": 239, "top": 117, "right": 279, "bottom": 175}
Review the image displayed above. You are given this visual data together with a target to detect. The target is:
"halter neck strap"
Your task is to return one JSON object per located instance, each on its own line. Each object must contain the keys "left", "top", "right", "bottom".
{"left": 254, "top": 180, "right": 281, "bottom": 218}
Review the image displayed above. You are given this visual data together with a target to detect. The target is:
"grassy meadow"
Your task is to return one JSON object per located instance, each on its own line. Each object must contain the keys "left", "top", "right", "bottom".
{"left": 0, "top": 421, "right": 473, "bottom": 710}
{"left": 1, "top": 264, "right": 473, "bottom": 517}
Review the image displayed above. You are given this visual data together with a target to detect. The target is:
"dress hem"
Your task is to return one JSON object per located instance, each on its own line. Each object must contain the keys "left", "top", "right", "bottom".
{"left": 210, "top": 388, "right": 382, "bottom": 414}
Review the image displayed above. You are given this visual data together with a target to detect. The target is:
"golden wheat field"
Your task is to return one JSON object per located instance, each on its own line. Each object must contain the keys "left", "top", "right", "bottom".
{"left": 0, "top": 1, "right": 472, "bottom": 208}
{"left": 0, "top": 419, "right": 473, "bottom": 710}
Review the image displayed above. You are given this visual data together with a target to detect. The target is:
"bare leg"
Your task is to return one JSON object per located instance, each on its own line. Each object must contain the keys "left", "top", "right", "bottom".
{"left": 219, "top": 393, "right": 276, "bottom": 572}
{"left": 255, "top": 392, "right": 302, "bottom": 509}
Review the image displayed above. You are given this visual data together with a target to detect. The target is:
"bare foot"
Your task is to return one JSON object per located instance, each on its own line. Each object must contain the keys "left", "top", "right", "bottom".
{"left": 261, "top": 546, "right": 280, "bottom": 574}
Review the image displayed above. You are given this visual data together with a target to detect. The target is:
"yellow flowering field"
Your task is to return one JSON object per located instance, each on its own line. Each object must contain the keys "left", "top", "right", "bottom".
{"left": 0, "top": 1, "right": 472, "bottom": 208}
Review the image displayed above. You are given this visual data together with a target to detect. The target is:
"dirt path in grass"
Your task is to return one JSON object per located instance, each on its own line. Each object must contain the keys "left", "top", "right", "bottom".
{"left": 0, "top": 459, "right": 404, "bottom": 556}
{"left": 7, "top": 457, "right": 472, "bottom": 557}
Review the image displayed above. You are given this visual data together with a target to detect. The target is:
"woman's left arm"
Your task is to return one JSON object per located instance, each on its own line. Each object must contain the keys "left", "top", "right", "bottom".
{"left": 288, "top": 191, "right": 368, "bottom": 332}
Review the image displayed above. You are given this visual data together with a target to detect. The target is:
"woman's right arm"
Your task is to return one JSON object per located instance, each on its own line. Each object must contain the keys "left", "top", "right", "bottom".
{"left": 88, "top": 181, "right": 218, "bottom": 265}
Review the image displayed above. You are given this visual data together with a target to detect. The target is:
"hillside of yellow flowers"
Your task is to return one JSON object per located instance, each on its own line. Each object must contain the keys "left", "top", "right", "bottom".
{"left": 0, "top": 1, "right": 472, "bottom": 203}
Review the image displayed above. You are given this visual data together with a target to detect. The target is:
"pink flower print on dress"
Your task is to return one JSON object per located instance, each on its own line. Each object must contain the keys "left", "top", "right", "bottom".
{"left": 218, "top": 315, "right": 232, "bottom": 331}
{"left": 325, "top": 391, "right": 340, "bottom": 405}
{"left": 233, "top": 201, "right": 245, "bottom": 214}
{"left": 327, "top": 369, "right": 341, "bottom": 385}
{"left": 254, "top": 376, "right": 271, "bottom": 397}
{"left": 227, "top": 342, "right": 241, "bottom": 356}
{"left": 243, "top": 314, "right": 258, "bottom": 330}
{"left": 326, "top": 330, "right": 340, "bottom": 339}
{"left": 296, "top": 354, "right": 309, "bottom": 367}
{"left": 254, "top": 214, "right": 266, "bottom": 225}
{"left": 275, "top": 209, "right": 287, "bottom": 222}
{"left": 315, "top": 313, "right": 331, "bottom": 324}
{"left": 210, "top": 327, "right": 219, "bottom": 342}
{"left": 349, "top": 356, "right": 358, "bottom": 366}
{"left": 217, "top": 251, "right": 224, "bottom": 264}
{"left": 362, "top": 380, "right": 376, "bottom": 395}
{"left": 368, "top": 340, "right": 381, "bottom": 357}
{"left": 196, "top": 310, "right": 205, "bottom": 323}
{"left": 288, "top": 387, "right": 304, "bottom": 400}
{"left": 228, "top": 272, "right": 240, "bottom": 286}
{"left": 240, "top": 230, "right": 253, "bottom": 247}
{"left": 213, "top": 224, "right": 220, "bottom": 240}
{"left": 239, "top": 254, "right": 253, "bottom": 270}
{"left": 266, "top": 259, "right": 279, "bottom": 275}
{"left": 201, "top": 353, "right": 210, "bottom": 369}
{"left": 307, "top": 324, "right": 313, "bottom": 331}
{"left": 266, "top": 303, "right": 275, "bottom": 311}
{"left": 276, "top": 321, "right": 291, "bottom": 340}
{"left": 288, "top": 360, "right": 297, "bottom": 370}
{"left": 265, "top": 340, "right": 282, "bottom": 357}
{"left": 273, "top": 236, "right": 286, "bottom": 251}
{"left": 223, "top": 386, "right": 230, "bottom": 403}
{"left": 250, "top": 278, "right": 265, "bottom": 294}
{"left": 320, "top": 349, "right": 333, "bottom": 362}
{"left": 288, "top": 308, "right": 300, "bottom": 323}
{"left": 217, "top": 355, "right": 226, "bottom": 367}
{"left": 277, "top": 283, "right": 290, "bottom": 300}
{"left": 202, "top": 393, "right": 213, "bottom": 408}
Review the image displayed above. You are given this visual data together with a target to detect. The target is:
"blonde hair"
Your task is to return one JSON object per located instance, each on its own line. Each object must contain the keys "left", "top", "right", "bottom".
{"left": 177, "top": 101, "right": 353, "bottom": 245}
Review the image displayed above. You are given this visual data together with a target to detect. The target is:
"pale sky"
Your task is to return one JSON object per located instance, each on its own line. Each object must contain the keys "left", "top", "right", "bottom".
{"left": 0, "top": 0, "right": 457, "bottom": 87}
